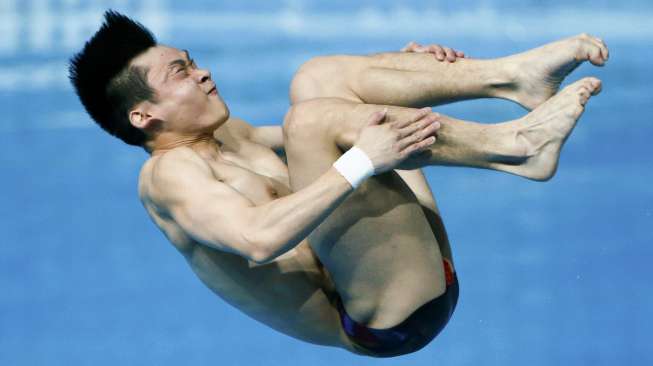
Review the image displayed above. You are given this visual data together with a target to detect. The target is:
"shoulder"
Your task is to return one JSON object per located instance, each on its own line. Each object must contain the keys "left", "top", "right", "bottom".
{"left": 138, "top": 147, "right": 211, "bottom": 206}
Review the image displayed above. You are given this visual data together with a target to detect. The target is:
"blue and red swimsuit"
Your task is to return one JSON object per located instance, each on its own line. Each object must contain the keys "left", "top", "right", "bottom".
{"left": 336, "top": 259, "right": 459, "bottom": 357}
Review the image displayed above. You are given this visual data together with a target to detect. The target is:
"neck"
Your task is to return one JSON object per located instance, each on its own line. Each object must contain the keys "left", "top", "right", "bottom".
{"left": 149, "top": 131, "right": 221, "bottom": 157}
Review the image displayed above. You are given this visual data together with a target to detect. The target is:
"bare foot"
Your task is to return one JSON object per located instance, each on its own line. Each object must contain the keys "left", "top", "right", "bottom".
{"left": 501, "top": 34, "right": 608, "bottom": 110}
{"left": 500, "top": 77, "right": 602, "bottom": 181}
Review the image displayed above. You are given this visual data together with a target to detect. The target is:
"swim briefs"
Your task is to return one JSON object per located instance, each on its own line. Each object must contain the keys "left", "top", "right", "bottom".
{"left": 336, "top": 259, "right": 459, "bottom": 357}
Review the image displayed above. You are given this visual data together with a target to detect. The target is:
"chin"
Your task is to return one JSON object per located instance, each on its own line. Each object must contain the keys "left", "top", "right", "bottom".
{"left": 215, "top": 107, "right": 229, "bottom": 126}
{"left": 208, "top": 109, "right": 229, "bottom": 131}
{"left": 220, "top": 104, "right": 230, "bottom": 122}
{"left": 210, "top": 96, "right": 229, "bottom": 119}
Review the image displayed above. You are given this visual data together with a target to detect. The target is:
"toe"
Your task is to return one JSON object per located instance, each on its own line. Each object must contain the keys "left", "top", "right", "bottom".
{"left": 590, "top": 37, "right": 609, "bottom": 63}
{"left": 576, "top": 34, "right": 607, "bottom": 66}
{"left": 592, "top": 36, "right": 609, "bottom": 58}
{"left": 587, "top": 47, "right": 605, "bottom": 66}
{"left": 443, "top": 47, "right": 456, "bottom": 62}
{"left": 602, "top": 42, "right": 610, "bottom": 61}
{"left": 576, "top": 77, "right": 602, "bottom": 103}
{"left": 576, "top": 83, "right": 591, "bottom": 105}
{"left": 566, "top": 77, "right": 595, "bottom": 95}
{"left": 589, "top": 78, "right": 602, "bottom": 95}
{"left": 581, "top": 77, "right": 602, "bottom": 95}
{"left": 579, "top": 88, "right": 591, "bottom": 105}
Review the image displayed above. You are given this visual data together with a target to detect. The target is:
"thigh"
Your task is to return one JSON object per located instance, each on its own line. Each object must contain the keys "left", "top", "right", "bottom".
{"left": 394, "top": 169, "right": 454, "bottom": 265}
{"left": 285, "top": 98, "right": 455, "bottom": 269}
{"left": 262, "top": 242, "right": 359, "bottom": 351}
{"left": 284, "top": 99, "right": 448, "bottom": 329}
{"left": 193, "top": 241, "right": 360, "bottom": 351}
{"left": 290, "top": 55, "right": 366, "bottom": 105}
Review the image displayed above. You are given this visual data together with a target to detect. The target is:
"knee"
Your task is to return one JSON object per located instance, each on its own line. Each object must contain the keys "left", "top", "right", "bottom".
{"left": 289, "top": 57, "right": 324, "bottom": 105}
{"left": 283, "top": 99, "right": 327, "bottom": 142}
{"left": 290, "top": 55, "right": 353, "bottom": 104}
{"left": 283, "top": 98, "right": 345, "bottom": 142}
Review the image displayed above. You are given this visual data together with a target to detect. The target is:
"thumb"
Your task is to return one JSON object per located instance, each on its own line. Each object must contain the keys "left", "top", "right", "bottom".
{"left": 366, "top": 108, "right": 387, "bottom": 126}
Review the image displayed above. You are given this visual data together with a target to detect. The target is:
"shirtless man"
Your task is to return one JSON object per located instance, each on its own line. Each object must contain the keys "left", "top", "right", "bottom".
{"left": 69, "top": 11, "right": 607, "bottom": 357}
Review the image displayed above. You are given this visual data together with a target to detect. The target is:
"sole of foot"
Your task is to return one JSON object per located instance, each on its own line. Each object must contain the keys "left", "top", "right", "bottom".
{"left": 504, "top": 76, "right": 603, "bottom": 181}
{"left": 504, "top": 33, "right": 609, "bottom": 110}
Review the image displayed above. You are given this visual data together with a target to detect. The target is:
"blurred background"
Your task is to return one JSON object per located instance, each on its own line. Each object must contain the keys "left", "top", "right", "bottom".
{"left": 1, "top": 0, "right": 652, "bottom": 365}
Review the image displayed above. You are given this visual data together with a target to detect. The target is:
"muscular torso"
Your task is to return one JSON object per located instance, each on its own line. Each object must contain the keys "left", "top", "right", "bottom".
{"left": 137, "top": 119, "right": 341, "bottom": 345}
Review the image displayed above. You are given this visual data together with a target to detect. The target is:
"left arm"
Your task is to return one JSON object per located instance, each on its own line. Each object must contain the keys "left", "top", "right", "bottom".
{"left": 216, "top": 117, "right": 285, "bottom": 156}
{"left": 251, "top": 125, "right": 284, "bottom": 156}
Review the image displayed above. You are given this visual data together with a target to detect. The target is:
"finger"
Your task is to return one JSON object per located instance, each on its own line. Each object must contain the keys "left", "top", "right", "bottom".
{"left": 366, "top": 108, "right": 387, "bottom": 126}
{"left": 428, "top": 45, "right": 445, "bottom": 61}
{"left": 414, "top": 45, "right": 427, "bottom": 53}
{"left": 398, "top": 113, "right": 440, "bottom": 138}
{"left": 443, "top": 47, "right": 456, "bottom": 62}
{"left": 455, "top": 50, "right": 465, "bottom": 58}
{"left": 396, "top": 119, "right": 440, "bottom": 150}
{"left": 394, "top": 107, "right": 432, "bottom": 129}
{"left": 401, "top": 136, "right": 436, "bottom": 158}
{"left": 396, "top": 131, "right": 424, "bottom": 152}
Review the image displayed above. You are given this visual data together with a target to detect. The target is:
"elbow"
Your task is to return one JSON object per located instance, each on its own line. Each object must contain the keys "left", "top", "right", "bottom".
{"left": 242, "top": 231, "right": 278, "bottom": 264}
{"left": 248, "top": 246, "right": 274, "bottom": 264}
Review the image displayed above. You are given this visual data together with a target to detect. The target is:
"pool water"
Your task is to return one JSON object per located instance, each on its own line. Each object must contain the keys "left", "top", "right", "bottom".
{"left": 1, "top": 1, "right": 651, "bottom": 365}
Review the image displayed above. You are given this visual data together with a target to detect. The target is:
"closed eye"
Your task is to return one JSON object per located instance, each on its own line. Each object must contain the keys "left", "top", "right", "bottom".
{"left": 166, "top": 52, "right": 195, "bottom": 80}
{"left": 175, "top": 60, "right": 195, "bottom": 74}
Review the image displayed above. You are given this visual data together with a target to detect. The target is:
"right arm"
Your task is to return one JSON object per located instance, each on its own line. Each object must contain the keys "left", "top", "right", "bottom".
{"left": 150, "top": 149, "right": 353, "bottom": 263}
{"left": 148, "top": 110, "right": 439, "bottom": 264}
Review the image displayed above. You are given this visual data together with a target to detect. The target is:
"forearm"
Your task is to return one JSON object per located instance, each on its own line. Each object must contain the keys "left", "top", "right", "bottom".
{"left": 246, "top": 167, "right": 354, "bottom": 262}
{"left": 251, "top": 125, "right": 285, "bottom": 156}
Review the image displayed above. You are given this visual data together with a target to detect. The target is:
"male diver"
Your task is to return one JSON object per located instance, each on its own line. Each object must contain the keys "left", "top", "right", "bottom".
{"left": 69, "top": 11, "right": 607, "bottom": 357}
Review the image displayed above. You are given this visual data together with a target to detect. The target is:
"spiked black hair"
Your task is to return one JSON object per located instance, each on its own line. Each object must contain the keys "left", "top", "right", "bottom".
{"left": 69, "top": 10, "right": 157, "bottom": 147}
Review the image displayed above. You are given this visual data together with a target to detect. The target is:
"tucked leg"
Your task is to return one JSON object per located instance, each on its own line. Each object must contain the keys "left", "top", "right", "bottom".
{"left": 291, "top": 33, "right": 608, "bottom": 110}
{"left": 394, "top": 168, "right": 453, "bottom": 263}
{"left": 284, "top": 102, "right": 450, "bottom": 332}
{"left": 288, "top": 77, "right": 601, "bottom": 182}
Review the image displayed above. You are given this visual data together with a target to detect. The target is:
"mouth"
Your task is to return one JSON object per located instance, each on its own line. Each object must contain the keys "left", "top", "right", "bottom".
{"left": 208, "top": 85, "right": 217, "bottom": 95}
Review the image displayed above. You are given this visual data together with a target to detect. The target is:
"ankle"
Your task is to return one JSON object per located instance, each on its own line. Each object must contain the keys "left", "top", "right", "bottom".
{"left": 488, "top": 121, "right": 532, "bottom": 163}
{"left": 485, "top": 59, "right": 520, "bottom": 100}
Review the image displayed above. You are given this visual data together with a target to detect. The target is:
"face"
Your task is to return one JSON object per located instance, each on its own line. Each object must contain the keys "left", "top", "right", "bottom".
{"left": 130, "top": 45, "right": 229, "bottom": 134}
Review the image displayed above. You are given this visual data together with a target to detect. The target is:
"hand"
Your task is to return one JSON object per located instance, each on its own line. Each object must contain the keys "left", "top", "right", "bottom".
{"left": 355, "top": 108, "right": 440, "bottom": 174}
{"left": 401, "top": 41, "right": 466, "bottom": 62}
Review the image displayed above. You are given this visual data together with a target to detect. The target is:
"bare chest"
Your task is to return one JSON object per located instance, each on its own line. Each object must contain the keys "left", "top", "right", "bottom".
{"left": 206, "top": 142, "right": 291, "bottom": 204}
{"left": 138, "top": 140, "right": 334, "bottom": 343}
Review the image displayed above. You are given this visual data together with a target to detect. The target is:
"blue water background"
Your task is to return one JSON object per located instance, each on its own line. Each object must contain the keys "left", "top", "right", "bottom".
{"left": 1, "top": 1, "right": 652, "bottom": 365}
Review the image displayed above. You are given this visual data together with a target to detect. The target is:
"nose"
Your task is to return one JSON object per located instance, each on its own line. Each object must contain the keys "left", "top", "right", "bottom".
{"left": 196, "top": 67, "right": 211, "bottom": 83}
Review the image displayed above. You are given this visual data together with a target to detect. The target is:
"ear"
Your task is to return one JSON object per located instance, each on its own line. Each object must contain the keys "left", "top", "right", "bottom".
{"left": 129, "top": 101, "right": 157, "bottom": 130}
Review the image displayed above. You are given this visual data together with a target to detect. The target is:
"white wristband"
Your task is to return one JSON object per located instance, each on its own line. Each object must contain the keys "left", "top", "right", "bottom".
{"left": 332, "top": 146, "right": 375, "bottom": 189}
